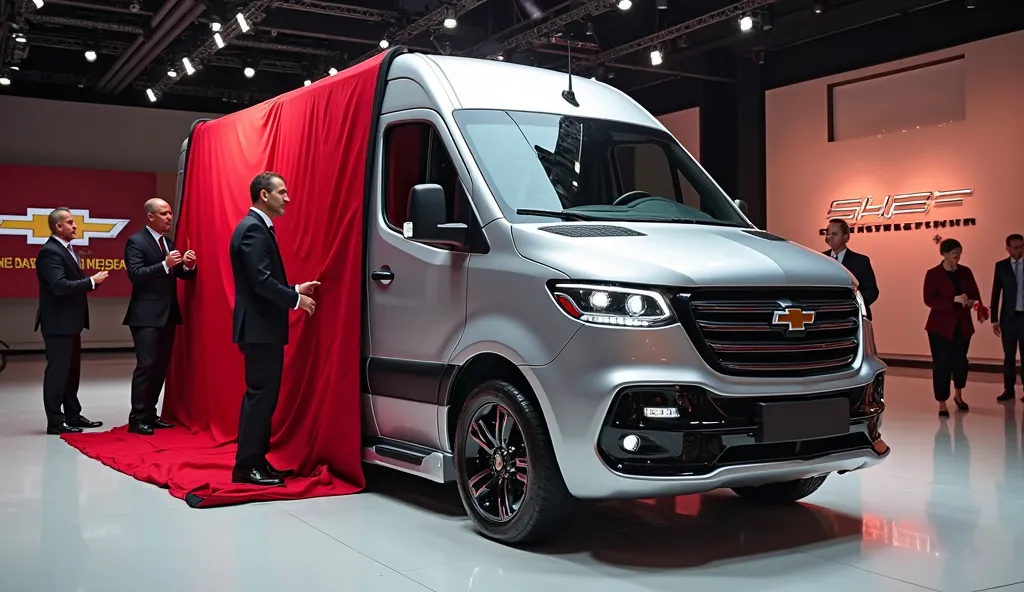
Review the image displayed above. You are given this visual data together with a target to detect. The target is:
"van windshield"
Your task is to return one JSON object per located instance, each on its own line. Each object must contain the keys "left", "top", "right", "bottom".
{"left": 452, "top": 109, "right": 750, "bottom": 227}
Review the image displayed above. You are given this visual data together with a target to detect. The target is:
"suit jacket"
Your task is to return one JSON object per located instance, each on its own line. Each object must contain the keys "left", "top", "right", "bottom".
{"left": 122, "top": 228, "right": 196, "bottom": 327}
{"left": 824, "top": 249, "right": 879, "bottom": 320}
{"left": 229, "top": 210, "right": 299, "bottom": 345}
{"left": 34, "top": 236, "right": 93, "bottom": 336}
{"left": 990, "top": 257, "right": 1022, "bottom": 328}
{"left": 924, "top": 263, "right": 982, "bottom": 341}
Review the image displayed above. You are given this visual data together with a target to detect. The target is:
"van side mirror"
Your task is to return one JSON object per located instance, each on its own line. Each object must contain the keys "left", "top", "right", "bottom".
{"left": 406, "top": 184, "right": 468, "bottom": 248}
{"left": 734, "top": 199, "right": 749, "bottom": 215}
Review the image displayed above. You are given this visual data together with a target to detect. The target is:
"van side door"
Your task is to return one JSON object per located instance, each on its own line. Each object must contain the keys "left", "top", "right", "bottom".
{"left": 365, "top": 109, "right": 473, "bottom": 449}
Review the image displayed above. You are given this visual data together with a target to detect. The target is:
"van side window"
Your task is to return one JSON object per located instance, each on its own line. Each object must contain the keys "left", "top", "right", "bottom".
{"left": 383, "top": 121, "right": 468, "bottom": 229}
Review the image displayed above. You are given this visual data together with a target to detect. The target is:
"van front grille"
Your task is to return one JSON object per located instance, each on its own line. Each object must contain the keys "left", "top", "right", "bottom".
{"left": 673, "top": 288, "right": 861, "bottom": 377}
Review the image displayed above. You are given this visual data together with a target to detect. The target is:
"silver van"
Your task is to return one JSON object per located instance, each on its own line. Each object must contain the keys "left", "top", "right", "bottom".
{"left": 182, "top": 51, "right": 889, "bottom": 546}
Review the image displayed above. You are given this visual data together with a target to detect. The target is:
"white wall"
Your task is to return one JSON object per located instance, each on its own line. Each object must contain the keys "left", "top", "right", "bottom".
{"left": 0, "top": 96, "right": 218, "bottom": 351}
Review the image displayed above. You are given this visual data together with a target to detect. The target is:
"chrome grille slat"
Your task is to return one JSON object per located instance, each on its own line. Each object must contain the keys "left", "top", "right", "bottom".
{"left": 676, "top": 288, "right": 861, "bottom": 378}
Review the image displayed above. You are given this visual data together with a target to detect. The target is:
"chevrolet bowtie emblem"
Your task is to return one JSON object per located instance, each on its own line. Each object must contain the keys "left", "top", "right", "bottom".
{"left": 772, "top": 308, "right": 815, "bottom": 331}
{"left": 0, "top": 208, "right": 130, "bottom": 245}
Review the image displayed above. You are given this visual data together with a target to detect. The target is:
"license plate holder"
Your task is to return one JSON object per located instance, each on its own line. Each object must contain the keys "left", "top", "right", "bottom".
{"left": 757, "top": 398, "right": 850, "bottom": 443}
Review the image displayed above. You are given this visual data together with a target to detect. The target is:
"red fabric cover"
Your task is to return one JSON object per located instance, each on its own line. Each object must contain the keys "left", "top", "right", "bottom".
{"left": 62, "top": 51, "right": 390, "bottom": 507}
{"left": 923, "top": 263, "right": 983, "bottom": 341}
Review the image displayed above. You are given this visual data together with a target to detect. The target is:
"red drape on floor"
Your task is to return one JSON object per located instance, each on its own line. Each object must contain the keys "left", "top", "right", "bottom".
{"left": 63, "top": 50, "right": 394, "bottom": 507}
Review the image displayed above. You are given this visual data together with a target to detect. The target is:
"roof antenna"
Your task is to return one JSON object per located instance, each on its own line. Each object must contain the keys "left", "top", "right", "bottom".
{"left": 561, "top": 34, "right": 580, "bottom": 107}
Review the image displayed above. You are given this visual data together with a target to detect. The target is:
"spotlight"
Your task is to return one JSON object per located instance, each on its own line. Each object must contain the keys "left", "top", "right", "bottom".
{"left": 379, "top": 38, "right": 389, "bottom": 49}
{"left": 32, "top": 0, "right": 44, "bottom": 8}
{"left": 182, "top": 57, "right": 195, "bottom": 75}
{"left": 443, "top": 5, "right": 457, "bottom": 29}
{"left": 167, "top": 69, "right": 177, "bottom": 77}
{"left": 303, "top": 79, "right": 312, "bottom": 86}
{"left": 210, "top": 20, "right": 222, "bottom": 32}
{"left": 649, "top": 48, "right": 662, "bottom": 66}
{"left": 617, "top": 0, "right": 631, "bottom": 9}
{"left": 739, "top": 15, "right": 754, "bottom": 31}
{"left": 214, "top": 32, "right": 225, "bottom": 48}
{"left": 656, "top": 0, "right": 667, "bottom": 8}
{"left": 235, "top": 12, "right": 250, "bottom": 33}
{"left": 813, "top": 2, "right": 823, "bottom": 13}
{"left": 243, "top": 66, "right": 255, "bottom": 78}
{"left": 14, "top": 34, "right": 26, "bottom": 44}
{"left": 146, "top": 88, "right": 157, "bottom": 102}
{"left": 84, "top": 50, "right": 97, "bottom": 62}
{"left": 328, "top": 67, "right": 338, "bottom": 76}
{"left": 0, "top": 76, "right": 10, "bottom": 86}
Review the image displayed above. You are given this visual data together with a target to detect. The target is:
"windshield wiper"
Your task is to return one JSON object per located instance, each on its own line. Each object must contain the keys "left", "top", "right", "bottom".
{"left": 515, "top": 208, "right": 599, "bottom": 221}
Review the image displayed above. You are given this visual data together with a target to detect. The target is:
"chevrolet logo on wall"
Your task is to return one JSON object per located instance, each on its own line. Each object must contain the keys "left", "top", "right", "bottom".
{"left": 0, "top": 208, "right": 130, "bottom": 245}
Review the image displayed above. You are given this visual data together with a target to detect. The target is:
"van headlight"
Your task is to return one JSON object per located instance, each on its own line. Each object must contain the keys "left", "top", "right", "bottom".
{"left": 854, "top": 288, "right": 868, "bottom": 319}
{"left": 548, "top": 283, "right": 676, "bottom": 327}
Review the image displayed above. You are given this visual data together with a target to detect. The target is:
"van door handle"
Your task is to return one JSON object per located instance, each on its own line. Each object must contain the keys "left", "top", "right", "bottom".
{"left": 371, "top": 268, "right": 394, "bottom": 285}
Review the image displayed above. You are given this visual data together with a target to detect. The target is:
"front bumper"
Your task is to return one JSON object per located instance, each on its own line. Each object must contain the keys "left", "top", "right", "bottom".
{"left": 522, "top": 318, "right": 889, "bottom": 500}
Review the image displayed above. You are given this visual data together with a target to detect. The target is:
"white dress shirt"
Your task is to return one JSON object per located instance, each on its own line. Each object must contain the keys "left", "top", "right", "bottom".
{"left": 51, "top": 235, "right": 94, "bottom": 290}
{"left": 830, "top": 248, "right": 847, "bottom": 264}
{"left": 249, "top": 207, "right": 300, "bottom": 310}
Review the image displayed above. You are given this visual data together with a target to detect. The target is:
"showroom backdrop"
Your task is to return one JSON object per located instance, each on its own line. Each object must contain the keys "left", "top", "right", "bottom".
{"left": 765, "top": 30, "right": 1024, "bottom": 363}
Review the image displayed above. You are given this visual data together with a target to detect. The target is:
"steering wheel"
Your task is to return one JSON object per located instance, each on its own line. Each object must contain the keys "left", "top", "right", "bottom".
{"left": 612, "top": 190, "right": 652, "bottom": 207}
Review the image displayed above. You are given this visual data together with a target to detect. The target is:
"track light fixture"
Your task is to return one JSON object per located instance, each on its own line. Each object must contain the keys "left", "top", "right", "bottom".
{"left": 236, "top": 12, "right": 250, "bottom": 33}
{"left": 243, "top": 66, "right": 256, "bottom": 78}
{"left": 146, "top": 88, "right": 157, "bottom": 102}
{"left": 443, "top": 5, "right": 457, "bottom": 29}
{"left": 304, "top": 79, "right": 312, "bottom": 86}
{"left": 649, "top": 48, "right": 663, "bottom": 66}
{"left": 328, "top": 67, "right": 338, "bottom": 76}
{"left": 617, "top": 0, "right": 632, "bottom": 9}
{"left": 379, "top": 38, "right": 390, "bottom": 49}
{"left": 739, "top": 15, "right": 754, "bottom": 31}
{"left": 656, "top": 0, "right": 668, "bottom": 8}
{"left": 813, "top": 2, "right": 823, "bottom": 13}
{"left": 182, "top": 57, "right": 195, "bottom": 75}
{"left": 84, "top": 50, "right": 97, "bottom": 62}
{"left": 214, "top": 32, "right": 225, "bottom": 48}
{"left": 167, "top": 70, "right": 177, "bottom": 77}
{"left": 0, "top": 76, "right": 11, "bottom": 86}
{"left": 32, "top": 0, "right": 44, "bottom": 8}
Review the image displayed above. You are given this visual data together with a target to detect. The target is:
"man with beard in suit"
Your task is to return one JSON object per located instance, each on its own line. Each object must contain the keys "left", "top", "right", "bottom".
{"left": 123, "top": 198, "right": 197, "bottom": 435}
{"left": 228, "top": 172, "right": 319, "bottom": 486}
{"left": 824, "top": 219, "right": 880, "bottom": 320}
{"left": 35, "top": 207, "right": 110, "bottom": 434}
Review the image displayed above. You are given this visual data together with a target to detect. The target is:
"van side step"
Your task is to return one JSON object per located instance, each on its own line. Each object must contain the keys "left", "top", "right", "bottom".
{"left": 362, "top": 437, "right": 455, "bottom": 483}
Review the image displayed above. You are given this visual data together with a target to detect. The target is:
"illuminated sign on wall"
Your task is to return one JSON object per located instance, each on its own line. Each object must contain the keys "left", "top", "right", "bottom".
{"left": 819, "top": 188, "right": 976, "bottom": 236}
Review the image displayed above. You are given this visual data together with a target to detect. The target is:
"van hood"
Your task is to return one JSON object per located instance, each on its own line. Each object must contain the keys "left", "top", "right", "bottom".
{"left": 510, "top": 222, "right": 856, "bottom": 288}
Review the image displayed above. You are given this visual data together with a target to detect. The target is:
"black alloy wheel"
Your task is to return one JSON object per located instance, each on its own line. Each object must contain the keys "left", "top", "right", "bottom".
{"left": 463, "top": 401, "right": 529, "bottom": 522}
{"left": 454, "top": 379, "right": 576, "bottom": 545}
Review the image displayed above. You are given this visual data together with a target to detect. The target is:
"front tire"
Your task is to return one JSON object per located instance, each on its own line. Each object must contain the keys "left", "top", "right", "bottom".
{"left": 454, "top": 379, "right": 576, "bottom": 545}
{"left": 731, "top": 474, "right": 829, "bottom": 504}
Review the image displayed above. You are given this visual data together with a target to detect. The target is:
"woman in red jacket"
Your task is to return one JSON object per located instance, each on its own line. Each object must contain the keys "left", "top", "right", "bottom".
{"left": 924, "top": 238, "right": 982, "bottom": 417}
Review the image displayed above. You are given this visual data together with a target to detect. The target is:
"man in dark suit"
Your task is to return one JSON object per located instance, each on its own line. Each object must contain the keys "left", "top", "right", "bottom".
{"left": 992, "top": 233, "right": 1024, "bottom": 402}
{"left": 229, "top": 172, "right": 319, "bottom": 486}
{"left": 35, "top": 207, "right": 110, "bottom": 434}
{"left": 824, "top": 219, "right": 880, "bottom": 320}
{"left": 123, "top": 198, "right": 197, "bottom": 435}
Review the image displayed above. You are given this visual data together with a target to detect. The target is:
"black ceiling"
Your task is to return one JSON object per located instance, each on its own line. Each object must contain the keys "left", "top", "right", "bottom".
{"left": 0, "top": 0, "right": 1021, "bottom": 115}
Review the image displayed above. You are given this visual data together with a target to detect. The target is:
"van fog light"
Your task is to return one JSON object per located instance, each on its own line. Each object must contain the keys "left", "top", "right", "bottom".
{"left": 643, "top": 406, "right": 680, "bottom": 419}
{"left": 621, "top": 434, "right": 641, "bottom": 452}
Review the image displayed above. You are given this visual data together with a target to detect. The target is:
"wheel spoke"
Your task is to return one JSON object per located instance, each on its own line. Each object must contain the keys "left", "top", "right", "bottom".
{"left": 497, "top": 479, "right": 512, "bottom": 520}
{"left": 468, "top": 469, "right": 496, "bottom": 500}
{"left": 469, "top": 419, "right": 497, "bottom": 454}
{"left": 514, "top": 457, "right": 529, "bottom": 485}
{"left": 495, "top": 405, "right": 514, "bottom": 447}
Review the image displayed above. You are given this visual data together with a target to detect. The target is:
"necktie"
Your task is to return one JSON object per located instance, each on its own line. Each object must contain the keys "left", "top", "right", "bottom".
{"left": 67, "top": 243, "right": 77, "bottom": 262}
{"left": 1016, "top": 260, "right": 1023, "bottom": 311}
{"left": 832, "top": 252, "right": 838, "bottom": 260}
{"left": 158, "top": 236, "right": 168, "bottom": 256}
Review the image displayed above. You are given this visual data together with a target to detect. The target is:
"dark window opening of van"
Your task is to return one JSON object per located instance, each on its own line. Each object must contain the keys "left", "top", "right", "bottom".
{"left": 453, "top": 109, "right": 749, "bottom": 227}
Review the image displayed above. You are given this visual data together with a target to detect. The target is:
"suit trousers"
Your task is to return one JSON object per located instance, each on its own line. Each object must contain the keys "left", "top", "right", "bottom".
{"left": 928, "top": 328, "right": 971, "bottom": 402}
{"left": 235, "top": 343, "right": 284, "bottom": 471}
{"left": 129, "top": 324, "right": 177, "bottom": 425}
{"left": 42, "top": 334, "right": 83, "bottom": 427}
{"left": 1002, "top": 313, "right": 1024, "bottom": 389}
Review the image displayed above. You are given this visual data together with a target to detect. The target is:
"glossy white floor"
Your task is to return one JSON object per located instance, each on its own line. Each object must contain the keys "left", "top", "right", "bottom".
{"left": 1, "top": 353, "right": 1023, "bottom": 592}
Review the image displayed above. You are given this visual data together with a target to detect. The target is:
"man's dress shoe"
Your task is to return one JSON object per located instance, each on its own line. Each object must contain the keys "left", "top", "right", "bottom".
{"left": 128, "top": 423, "right": 154, "bottom": 436}
{"left": 232, "top": 467, "right": 285, "bottom": 486}
{"left": 151, "top": 418, "right": 174, "bottom": 429}
{"left": 67, "top": 416, "right": 102, "bottom": 429}
{"left": 47, "top": 424, "right": 82, "bottom": 435}
{"left": 265, "top": 462, "right": 295, "bottom": 479}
